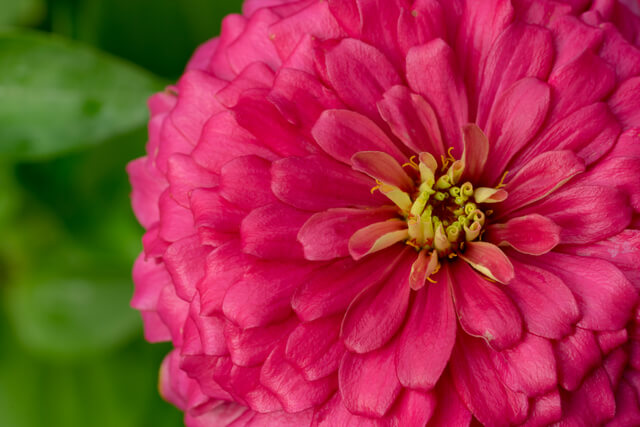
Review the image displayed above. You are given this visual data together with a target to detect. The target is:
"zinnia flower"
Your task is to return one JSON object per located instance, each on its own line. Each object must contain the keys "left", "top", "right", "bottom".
{"left": 128, "top": 0, "right": 640, "bottom": 425}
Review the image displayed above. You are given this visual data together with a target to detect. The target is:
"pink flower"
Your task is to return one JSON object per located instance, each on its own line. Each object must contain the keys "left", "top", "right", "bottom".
{"left": 128, "top": 0, "right": 640, "bottom": 425}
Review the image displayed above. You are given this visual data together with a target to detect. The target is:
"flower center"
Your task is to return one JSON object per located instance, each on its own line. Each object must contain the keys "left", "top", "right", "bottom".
{"left": 367, "top": 149, "right": 508, "bottom": 259}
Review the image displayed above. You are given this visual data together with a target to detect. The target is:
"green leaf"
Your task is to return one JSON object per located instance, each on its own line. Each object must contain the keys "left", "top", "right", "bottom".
{"left": 0, "top": 30, "right": 165, "bottom": 159}
{"left": 6, "top": 276, "right": 140, "bottom": 359}
{"left": 0, "top": 0, "right": 45, "bottom": 27}
{"left": 73, "top": 0, "right": 244, "bottom": 78}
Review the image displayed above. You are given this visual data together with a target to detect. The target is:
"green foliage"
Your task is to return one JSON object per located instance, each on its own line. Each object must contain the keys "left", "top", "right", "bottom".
{"left": 0, "top": 0, "right": 245, "bottom": 425}
{"left": 0, "top": 0, "right": 45, "bottom": 27}
{"left": 0, "top": 31, "right": 165, "bottom": 159}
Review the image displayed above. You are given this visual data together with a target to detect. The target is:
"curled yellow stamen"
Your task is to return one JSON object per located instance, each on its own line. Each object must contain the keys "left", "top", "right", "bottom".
{"left": 402, "top": 155, "right": 419, "bottom": 170}
{"left": 426, "top": 276, "right": 438, "bottom": 284}
{"left": 447, "top": 146, "right": 455, "bottom": 162}
{"left": 496, "top": 170, "right": 510, "bottom": 189}
{"left": 440, "top": 154, "right": 450, "bottom": 171}
{"left": 406, "top": 240, "right": 421, "bottom": 250}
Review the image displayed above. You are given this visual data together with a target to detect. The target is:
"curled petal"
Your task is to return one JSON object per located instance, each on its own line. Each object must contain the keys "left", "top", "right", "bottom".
{"left": 298, "top": 206, "right": 398, "bottom": 261}
{"left": 473, "top": 187, "right": 508, "bottom": 203}
{"left": 459, "top": 241, "right": 515, "bottom": 284}
{"left": 348, "top": 220, "right": 409, "bottom": 260}
{"left": 351, "top": 151, "right": 414, "bottom": 192}
{"left": 486, "top": 214, "right": 560, "bottom": 255}
{"left": 409, "top": 249, "right": 439, "bottom": 290}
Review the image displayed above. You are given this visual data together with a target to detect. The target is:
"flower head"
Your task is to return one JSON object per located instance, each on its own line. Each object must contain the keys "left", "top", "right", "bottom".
{"left": 128, "top": 0, "right": 640, "bottom": 425}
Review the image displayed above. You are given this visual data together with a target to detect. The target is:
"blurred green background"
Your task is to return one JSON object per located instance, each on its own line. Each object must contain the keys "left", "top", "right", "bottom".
{"left": 0, "top": 0, "right": 243, "bottom": 425}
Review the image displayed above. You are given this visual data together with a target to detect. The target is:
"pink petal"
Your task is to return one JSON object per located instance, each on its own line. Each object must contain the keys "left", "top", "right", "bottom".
{"left": 517, "top": 185, "right": 632, "bottom": 245}
{"left": 171, "top": 70, "right": 225, "bottom": 144}
{"left": 208, "top": 14, "right": 246, "bottom": 80}
{"left": 311, "top": 109, "right": 406, "bottom": 165}
{"left": 215, "top": 61, "right": 274, "bottom": 108}
{"left": 191, "top": 188, "right": 246, "bottom": 233}
{"left": 186, "top": 310, "right": 227, "bottom": 356}
{"left": 476, "top": 24, "right": 553, "bottom": 127}
{"left": 198, "top": 240, "right": 251, "bottom": 316}
{"left": 603, "top": 347, "right": 628, "bottom": 388}
{"left": 450, "top": 332, "right": 529, "bottom": 426}
{"left": 607, "top": 379, "right": 640, "bottom": 427}
{"left": 499, "top": 150, "right": 585, "bottom": 216}
{"left": 559, "top": 367, "right": 616, "bottom": 425}
{"left": 341, "top": 247, "right": 414, "bottom": 353}
{"left": 185, "top": 38, "right": 219, "bottom": 72}
{"left": 339, "top": 342, "right": 402, "bottom": 418}
{"left": 163, "top": 235, "right": 209, "bottom": 301}
{"left": 559, "top": 230, "right": 640, "bottom": 280}
{"left": 549, "top": 14, "right": 602, "bottom": 72}
{"left": 377, "top": 85, "right": 445, "bottom": 157}
{"left": 292, "top": 246, "right": 405, "bottom": 321}
{"left": 353, "top": 0, "right": 406, "bottom": 67}
{"left": 158, "top": 190, "right": 196, "bottom": 243}
{"left": 459, "top": 241, "right": 515, "bottom": 284}
{"left": 219, "top": 155, "right": 277, "bottom": 210}
{"left": 486, "top": 214, "right": 560, "bottom": 255}
{"left": 520, "top": 391, "right": 562, "bottom": 427}
{"left": 312, "top": 393, "right": 378, "bottom": 426}
{"left": 222, "top": 261, "right": 316, "bottom": 328}
{"left": 397, "top": 0, "right": 446, "bottom": 56}
{"left": 167, "top": 154, "right": 219, "bottom": 208}
{"left": 548, "top": 51, "right": 616, "bottom": 123}
{"left": 348, "top": 219, "right": 408, "bottom": 261}
{"left": 351, "top": 151, "right": 414, "bottom": 192}
{"left": 483, "top": 77, "right": 551, "bottom": 184}
{"left": 267, "top": 67, "right": 343, "bottom": 132}
{"left": 532, "top": 252, "right": 637, "bottom": 331}
{"left": 597, "top": 329, "right": 629, "bottom": 355}
{"left": 514, "top": 102, "right": 620, "bottom": 169}
{"left": 240, "top": 202, "right": 311, "bottom": 260}
{"left": 409, "top": 249, "right": 438, "bottom": 291}
{"left": 260, "top": 344, "right": 337, "bottom": 413}
{"left": 224, "top": 317, "right": 297, "bottom": 367}
{"left": 298, "top": 206, "right": 398, "bottom": 261}
{"left": 450, "top": 261, "right": 523, "bottom": 351}
{"left": 233, "top": 90, "right": 312, "bottom": 158}
{"left": 609, "top": 76, "right": 640, "bottom": 129}
{"left": 323, "top": 38, "right": 401, "bottom": 120}
{"left": 127, "top": 157, "right": 167, "bottom": 228}
{"left": 461, "top": 123, "right": 489, "bottom": 182}
{"left": 131, "top": 253, "right": 171, "bottom": 312}
{"left": 386, "top": 389, "right": 436, "bottom": 426}
{"left": 426, "top": 372, "right": 473, "bottom": 426}
{"left": 570, "top": 156, "right": 640, "bottom": 212}
{"left": 606, "top": 128, "right": 640, "bottom": 161}
{"left": 156, "top": 284, "right": 189, "bottom": 346}
{"left": 503, "top": 257, "right": 580, "bottom": 340}
{"left": 268, "top": 0, "right": 346, "bottom": 59}
{"left": 225, "top": 9, "right": 281, "bottom": 74}
{"left": 455, "top": 0, "right": 514, "bottom": 116}
{"left": 285, "top": 315, "right": 345, "bottom": 381}
{"left": 406, "top": 39, "right": 468, "bottom": 152}
{"left": 192, "top": 111, "right": 276, "bottom": 174}
{"left": 490, "top": 333, "right": 557, "bottom": 397}
{"left": 599, "top": 23, "right": 640, "bottom": 82}
{"left": 396, "top": 271, "right": 456, "bottom": 391}
{"left": 272, "top": 154, "right": 386, "bottom": 212}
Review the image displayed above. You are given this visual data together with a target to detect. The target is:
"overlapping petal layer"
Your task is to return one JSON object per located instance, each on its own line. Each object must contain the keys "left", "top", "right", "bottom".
{"left": 128, "top": 0, "right": 640, "bottom": 425}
